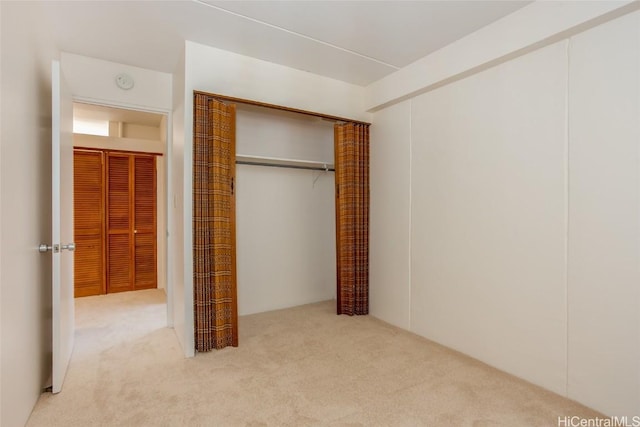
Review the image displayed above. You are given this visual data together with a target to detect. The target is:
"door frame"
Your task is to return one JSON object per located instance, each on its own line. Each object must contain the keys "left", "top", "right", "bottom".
{"left": 51, "top": 59, "right": 75, "bottom": 393}
{"left": 71, "top": 96, "right": 174, "bottom": 327}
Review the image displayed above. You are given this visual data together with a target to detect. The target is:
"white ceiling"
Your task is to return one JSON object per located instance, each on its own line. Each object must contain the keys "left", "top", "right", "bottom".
{"left": 39, "top": 0, "right": 531, "bottom": 86}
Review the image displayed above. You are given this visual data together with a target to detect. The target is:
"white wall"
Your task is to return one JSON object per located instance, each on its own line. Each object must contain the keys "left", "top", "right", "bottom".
{"left": 171, "top": 46, "right": 191, "bottom": 356}
{"left": 0, "top": 2, "right": 57, "bottom": 426}
{"left": 236, "top": 166, "right": 335, "bottom": 315}
{"left": 369, "top": 9, "right": 640, "bottom": 417}
{"left": 121, "top": 123, "right": 161, "bottom": 140}
{"left": 74, "top": 134, "right": 164, "bottom": 156}
{"left": 412, "top": 41, "right": 569, "bottom": 395}
{"left": 1, "top": 2, "right": 3, "bottom": 421}
{"left": 236, "top": 104, "right": 334, "bottom": 163}
{"left": 185, "top": 42, "right": 370, "bottom": 124}
{"left": 567, "top": 12, "right": 640, "bottom": 417}
{"left": 369, "top": 100, "right": 411, "bottom": 330}
{"left": 73, "top": 134, "right": 167, "bottom": 291}
{"left": 61, "top": 52, "right": 172, "bottom": 112}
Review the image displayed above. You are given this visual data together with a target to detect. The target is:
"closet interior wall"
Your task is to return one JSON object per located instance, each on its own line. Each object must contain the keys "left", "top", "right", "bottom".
{"left": 234, "top": 104, "right": 336, "bottom": 315}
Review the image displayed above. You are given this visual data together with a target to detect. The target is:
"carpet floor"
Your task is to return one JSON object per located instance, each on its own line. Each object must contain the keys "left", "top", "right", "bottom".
{"left": 26, "top": 289, "right": 601, "bottom": 426}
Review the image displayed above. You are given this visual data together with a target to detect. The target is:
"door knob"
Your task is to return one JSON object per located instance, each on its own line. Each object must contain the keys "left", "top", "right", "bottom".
{"left": 61, "top": 243, "right": 76, "bottom": 252}
{"left": 39, "top": 244, "right": 60, "bottom": 253}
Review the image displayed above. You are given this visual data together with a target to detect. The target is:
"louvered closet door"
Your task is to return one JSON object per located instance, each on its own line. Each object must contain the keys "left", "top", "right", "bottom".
{"left": 73, "top": 150, "right": 105, "bottom": 297}
{"left": 133, "top": 155, "right": 157, "bottom": 290}
{"left": 107, "top": 153, "right": 133, "bottom": 293}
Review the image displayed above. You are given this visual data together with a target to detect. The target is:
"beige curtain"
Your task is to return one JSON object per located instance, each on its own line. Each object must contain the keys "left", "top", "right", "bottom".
{"left": 334, "top": 122, "right": 370, "bottom": 315}
{"left": 193, "top": 93, "right": 238, "bottom": 351}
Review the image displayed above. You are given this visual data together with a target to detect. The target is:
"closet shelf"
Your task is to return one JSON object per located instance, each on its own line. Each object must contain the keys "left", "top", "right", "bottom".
{"left": 236, "top": 154, "right": 335, "bottom": 172}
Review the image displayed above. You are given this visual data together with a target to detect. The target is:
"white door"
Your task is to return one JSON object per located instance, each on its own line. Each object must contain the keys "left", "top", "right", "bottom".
{"left": 50, "top": 60, "right": 75, "bottom": 393}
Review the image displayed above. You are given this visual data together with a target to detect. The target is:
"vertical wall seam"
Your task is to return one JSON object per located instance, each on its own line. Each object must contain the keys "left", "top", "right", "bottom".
{"left": 636, "top": 13, "right": 640, "bottom": 409}
{"left": 565, "top": 37, "right": 571, "bottom": 398}
{"left": 408, "top": 100, "right": 413, "bottom": 331}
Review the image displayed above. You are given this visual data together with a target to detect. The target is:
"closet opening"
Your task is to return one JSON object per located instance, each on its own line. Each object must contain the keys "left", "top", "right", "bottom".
{"left": 234, "top": 102, "right": 338, "bottom": 316}
{"left": 193, "top": 91, "right": 370, "bottom": 351}
{"left": 71, "top": 102, "right": 169, "bottom": 332}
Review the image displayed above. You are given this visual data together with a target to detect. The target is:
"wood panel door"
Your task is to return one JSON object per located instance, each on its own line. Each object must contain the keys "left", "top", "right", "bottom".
{"left": 106, "top": 152, "right": 157, "bottom": 293}
{"left": 107, "top": 153, "right": 133, "bottom": 293}
{"left": 133, "top": 155, "right": 157, "bottom": 290}
{"left": 73, "top": 150, "right": 105, "bottom": 297}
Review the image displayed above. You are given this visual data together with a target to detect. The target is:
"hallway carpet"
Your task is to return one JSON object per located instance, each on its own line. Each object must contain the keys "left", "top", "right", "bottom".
{"left": 27, "top": 290, "right": 601, "bottom": 426}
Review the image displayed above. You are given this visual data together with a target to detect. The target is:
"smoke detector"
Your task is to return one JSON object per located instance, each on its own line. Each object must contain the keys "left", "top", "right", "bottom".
{"left": 115, "top": 73, "right": 135, "bottom": 90}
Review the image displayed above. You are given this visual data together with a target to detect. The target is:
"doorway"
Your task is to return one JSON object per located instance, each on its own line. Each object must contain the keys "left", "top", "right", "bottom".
{"left": 71, "top": 102, "right": 169, "bottom": 322}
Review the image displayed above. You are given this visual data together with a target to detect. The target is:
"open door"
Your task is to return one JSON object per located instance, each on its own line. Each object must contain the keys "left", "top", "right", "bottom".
{"left": 47, "top": 60, "right": 75, "bottom": 393}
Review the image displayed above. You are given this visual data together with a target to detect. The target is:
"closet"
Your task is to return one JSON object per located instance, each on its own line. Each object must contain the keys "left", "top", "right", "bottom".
{"left": 234, "top": 103, "right": 337, "bottom": 315}
{"left": 73, "top": 149, "right": 158, "bottom": 296}
{"left": 192, "top": 92, "right": 370, "bottom": 351}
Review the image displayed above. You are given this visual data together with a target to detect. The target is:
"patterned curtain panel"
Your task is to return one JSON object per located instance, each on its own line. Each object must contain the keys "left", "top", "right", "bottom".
{"left": 193, "top": 93, "right": 238, "bottom": 351}
{"left": 334, "top": 122, "right": 370, "bottom": 315}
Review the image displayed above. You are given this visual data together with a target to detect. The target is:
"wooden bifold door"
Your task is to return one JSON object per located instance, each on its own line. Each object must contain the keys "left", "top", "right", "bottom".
{"left": 74, "top": 149, "right": 158, "bottom": 296}
{"left": 74, "top": 150, "right": 106, "bottom": 297}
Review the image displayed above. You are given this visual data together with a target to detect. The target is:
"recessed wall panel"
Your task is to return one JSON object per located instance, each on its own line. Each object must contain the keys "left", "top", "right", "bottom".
{"left": 410, "top": 41, "right": 569, "bottom": 394}
{"left": 567, "top": 11, "right": 640, "bottom": 417}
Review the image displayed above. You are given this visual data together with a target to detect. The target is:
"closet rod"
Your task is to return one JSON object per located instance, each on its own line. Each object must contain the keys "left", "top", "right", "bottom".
{"left": 236, "top": 160, "right": 334, "bottom": 172}
{"left": 236, "top": 154, "right": 334, "bottom": 172}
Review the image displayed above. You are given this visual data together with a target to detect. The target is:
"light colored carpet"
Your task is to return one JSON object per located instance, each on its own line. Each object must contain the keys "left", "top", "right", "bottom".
{"left": 26, "top": 289, "right": 601, "bottom": 426}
